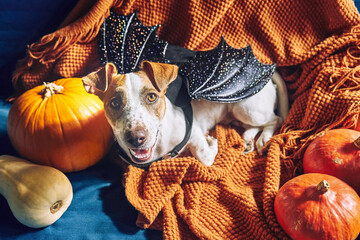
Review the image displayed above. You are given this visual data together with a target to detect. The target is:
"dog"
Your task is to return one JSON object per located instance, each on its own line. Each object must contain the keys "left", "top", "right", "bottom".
{"left": 82, "top": 61, "right": 288, "bottom": 166}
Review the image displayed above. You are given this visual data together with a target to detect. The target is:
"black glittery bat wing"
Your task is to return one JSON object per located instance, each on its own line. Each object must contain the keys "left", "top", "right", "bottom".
{"left": 179, "top": 37, "right": 276, "bottom": 103}
{"left": 98, "top": 11, "right": 168, "bottom": 74}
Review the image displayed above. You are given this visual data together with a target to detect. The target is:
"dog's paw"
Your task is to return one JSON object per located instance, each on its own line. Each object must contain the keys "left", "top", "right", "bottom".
{"left": 256, "top": 130, "right": 273, "bottom": 155}
{"left": 206, "top": 135, "right": 218, "bottom": 148}
{"left": 243, "top": 138, "right": 255, "bottom": 154}
{"left": 201, "top": 136, "right": 218, "bottom": 166}
{"left": 196, "top": 149, "right": 218, "bottom": 166}
{"left": 242, "top": 127, "right": 258, "bottom": 154}
{"left": 189, "top": 135, "right": 218, "bottom": 166}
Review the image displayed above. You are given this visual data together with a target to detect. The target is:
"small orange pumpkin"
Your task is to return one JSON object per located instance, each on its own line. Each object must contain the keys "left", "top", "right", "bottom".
{"left": 303, "top": 128, "right": 360, "bottom": 194}
{"left": 7, "top": 78, "right": 113, "bottom": 172}
{"left": 274, "top": 173, "right": 360, "bottom": 240}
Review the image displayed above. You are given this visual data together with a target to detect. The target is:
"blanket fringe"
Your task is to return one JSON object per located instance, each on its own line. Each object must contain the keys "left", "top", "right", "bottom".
{"left": 272, "top": 101, "right": 360, "bottom": 179}
{"left": 330, "top": 25, "right": 360, "bottom": 91}
{"left": 266, "top": 24, "right": 360, "bottom": 181}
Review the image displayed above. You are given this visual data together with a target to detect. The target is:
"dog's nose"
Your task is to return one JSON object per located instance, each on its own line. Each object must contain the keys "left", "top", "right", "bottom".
{"left": 125, "top": 129, "right": 147, "bottom": 147}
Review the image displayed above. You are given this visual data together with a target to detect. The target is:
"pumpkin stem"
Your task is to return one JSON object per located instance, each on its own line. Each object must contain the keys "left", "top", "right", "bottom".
{"left": 353, "top": 136, "right": 360, "bottom": 149}
{"left": 316, "top": 180, "right": 330, "bottom": 194}
{"left": 50, "top": 200, "right": 63, "bottom": 214}
{"left": 40, "top": 82, "right": 64, "bottom": 99}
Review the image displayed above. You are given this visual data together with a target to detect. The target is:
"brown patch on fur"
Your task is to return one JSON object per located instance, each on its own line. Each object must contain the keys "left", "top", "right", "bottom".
{"left": 102, "top": 74, "right": 127, "bottom": 125}
{"left": 140, "top": 61, "right": 178, "bottom": 92}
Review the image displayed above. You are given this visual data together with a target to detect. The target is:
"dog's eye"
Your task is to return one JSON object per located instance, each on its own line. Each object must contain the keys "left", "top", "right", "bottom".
{"left": 109, "top": 98, "right": 121, "bottom": 110}
{"left": 146, "top": 93, "right": 158, "bottom": 103}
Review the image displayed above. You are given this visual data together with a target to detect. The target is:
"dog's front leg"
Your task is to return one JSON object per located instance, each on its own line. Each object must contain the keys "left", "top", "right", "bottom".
{"left": 242, "top": 115, "right": 282, "bottom": 155}
{"left": 255, "top": 115, "right": 282, "bottom": 153}
{"left": 188, "top": 127, "right": 218, "bottom": 166}
{"left": 242, "top": 126, "right": 260, "bottom": 154}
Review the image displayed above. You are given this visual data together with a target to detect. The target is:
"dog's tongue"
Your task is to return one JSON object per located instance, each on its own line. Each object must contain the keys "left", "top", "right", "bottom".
{"left": 134, "top": 149, "right": 148, "bottom": 155}
{"left": 130, "top": 148, "right": 151, "bottom": 162}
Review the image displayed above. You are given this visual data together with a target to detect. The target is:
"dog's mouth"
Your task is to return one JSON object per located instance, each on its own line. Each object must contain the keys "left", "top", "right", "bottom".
{"left": 129, "top": 147, "right": 153, "bottom": 163}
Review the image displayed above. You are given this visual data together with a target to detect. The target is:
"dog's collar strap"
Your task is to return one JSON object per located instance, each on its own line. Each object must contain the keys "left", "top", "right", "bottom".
{"left": 166, "top": 103, "right": 193, "bottom": 158}
{"left": 115, "top": 103, "right": 193, "bottom": 169}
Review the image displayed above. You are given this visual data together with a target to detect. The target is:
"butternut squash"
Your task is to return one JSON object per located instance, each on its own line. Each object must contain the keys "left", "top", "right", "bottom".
{"left": 0, "top": 155, "right": 73, "bottom": 228}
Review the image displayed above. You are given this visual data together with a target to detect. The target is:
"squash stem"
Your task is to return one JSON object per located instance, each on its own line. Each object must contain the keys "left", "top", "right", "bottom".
{"left": 354, "top": 136, "right": 360, "bottom": 149}
{"left": 50, "top": 200, "right": 63, "bottom": 214}
{"left": 40, "top": 82, "right": 64, "bottom": 99}
{"left": 316, "top": 180, "right": 330, "bottom": 194}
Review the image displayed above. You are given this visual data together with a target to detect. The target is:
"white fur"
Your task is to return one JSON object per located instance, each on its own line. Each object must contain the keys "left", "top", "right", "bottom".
{"left": 110, "top": 71, "right": 288, "bottom": 166}
{"left": 109, "top": 74, "right": 167, "bottom": 162}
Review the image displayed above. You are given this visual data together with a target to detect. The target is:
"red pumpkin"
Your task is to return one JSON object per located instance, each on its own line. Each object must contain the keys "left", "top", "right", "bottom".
{"left": 303, "top": 128, "right": 360, "bottom": 194}
{"left": 7, "top": 78, "right": 113, "bottom": 172}
{"left": 274, "top": 173, "right": 360, "bottom": 240}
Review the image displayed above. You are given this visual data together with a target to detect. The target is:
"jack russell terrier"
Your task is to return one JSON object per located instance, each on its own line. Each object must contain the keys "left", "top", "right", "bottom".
{"left": 82, "top": 61, "right": 288, "bottom": 167}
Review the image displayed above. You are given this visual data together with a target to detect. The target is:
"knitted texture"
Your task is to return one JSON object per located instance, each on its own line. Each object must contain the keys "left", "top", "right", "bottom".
{"left": 124, "top": 125, "right": 287, "bottom": 239}
{"left": 11, "top": 0, "right": 360, "bottom": 239}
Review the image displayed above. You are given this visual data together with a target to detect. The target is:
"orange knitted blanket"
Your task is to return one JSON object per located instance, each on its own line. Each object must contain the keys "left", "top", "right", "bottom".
{"left": 12, "top": 0, "right": 360, "bottom": 239}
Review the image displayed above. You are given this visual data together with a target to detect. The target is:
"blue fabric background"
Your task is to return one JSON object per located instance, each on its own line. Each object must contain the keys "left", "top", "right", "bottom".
{"left": 0, "top": 1, "right": 161, "bottom": 239}
{"left": 1, "top": 1, "right": 360, "bottom": 239}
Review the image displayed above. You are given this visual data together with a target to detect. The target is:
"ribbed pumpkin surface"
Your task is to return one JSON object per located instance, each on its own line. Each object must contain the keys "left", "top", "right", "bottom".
{"left": 7, "top": 78, "right": 113, "bottom": 172}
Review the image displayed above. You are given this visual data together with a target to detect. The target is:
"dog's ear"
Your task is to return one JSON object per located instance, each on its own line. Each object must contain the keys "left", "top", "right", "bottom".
{"left": 141, "top": 61, "right": 178, "bottom": 92}
{"left": 82, "top": 63, "right": 117, "bottom": 99}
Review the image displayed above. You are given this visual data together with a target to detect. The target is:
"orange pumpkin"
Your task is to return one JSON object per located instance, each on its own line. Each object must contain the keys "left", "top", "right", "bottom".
{"left": 303, "top": 128, "right": 360, "bottom": 194}
{"left": 274, "top": 173, "right": 360, "bottom": 240}
{"left": 7, "top": 78, "right": 113, "bottom": 172}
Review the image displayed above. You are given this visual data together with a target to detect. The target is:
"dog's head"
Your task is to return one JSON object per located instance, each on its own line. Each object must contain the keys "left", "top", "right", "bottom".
{"left": 82, "top": 61, "right": 178, "bottom": 165}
